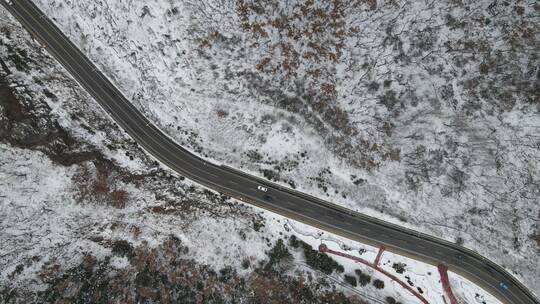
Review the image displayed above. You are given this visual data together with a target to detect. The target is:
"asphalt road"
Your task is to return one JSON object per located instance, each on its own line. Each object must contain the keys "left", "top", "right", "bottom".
{"left": 3, "top": 1, "right": 538, "bottom": 303}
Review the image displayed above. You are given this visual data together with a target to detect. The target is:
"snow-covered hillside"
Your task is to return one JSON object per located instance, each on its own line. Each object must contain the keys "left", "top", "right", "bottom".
{"left": 26, "top": 0, "right": 540, "bottom": 294}
{"left": 1, "top": 4, "right": 507, "bottom": 302}
{"left": 2, "top": 10, "right": 375, "bottom": 302}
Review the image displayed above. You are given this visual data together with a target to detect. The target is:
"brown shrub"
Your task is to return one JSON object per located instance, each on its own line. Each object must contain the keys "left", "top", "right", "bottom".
{"left": 216, "top": 109, "right": 229, "bottom": 118}
{"left": 138, "top": 287, "right": 158, "bottom": 300}
{"left": 321, "top": 83, "right": 336, "bottom": 96}
{"left": 72, "top": 164, "right": 130, "bottom": 208}
{"left": 531, "top": 233, "right": 540, "bottom": 248}
{"left": 110, "top": 189, "right": 129, "bottom": 209}
{"left": 81, "top": 255, "right": 97, "bottom": 272}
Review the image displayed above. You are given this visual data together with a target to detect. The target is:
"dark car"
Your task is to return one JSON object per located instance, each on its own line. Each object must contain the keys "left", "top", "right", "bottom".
{"left": 263, "top": 194, "right": 273, "bottom": 201}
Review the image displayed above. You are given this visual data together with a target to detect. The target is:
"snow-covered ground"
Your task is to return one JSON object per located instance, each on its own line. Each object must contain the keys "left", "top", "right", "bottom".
{"left": 289, "top": 219, "right": 503, "bottom": 304}
{"left": 25, "top": 0, "right": 540, "bottom": 295}
{"left": 1, "top": 0, "right": 539, "bottom": 302}
{"left": 0, "top": 143, "right": 499, "bottom": 303}
{"left": 0, "top": 7, "right": 404, "bottom": 302}
{"left": 0, "top": 13, "right": 500, "bottom": 303}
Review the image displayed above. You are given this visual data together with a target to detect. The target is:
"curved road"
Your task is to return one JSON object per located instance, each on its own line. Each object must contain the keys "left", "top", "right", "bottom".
{"left": 3, "top": 1, "right": 538, "bottom": 303}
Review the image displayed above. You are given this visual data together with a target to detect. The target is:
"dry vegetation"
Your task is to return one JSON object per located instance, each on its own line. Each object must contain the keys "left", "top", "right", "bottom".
{"left": 2, "top": 0, "right": 539, "bottom": 301}
{"left": 2, "top": 236, "right": 368, "bottom": 304}
{"left": 190, "top": 0, "right": 384, "bottom": 170}
{"left": 0, "top": 27, "right": 373, "bottom": 303}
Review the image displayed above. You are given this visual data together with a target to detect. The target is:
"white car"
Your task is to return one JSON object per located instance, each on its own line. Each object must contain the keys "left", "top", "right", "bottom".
{"left": 257, "top": 185, "right": 268, "bottom": 192}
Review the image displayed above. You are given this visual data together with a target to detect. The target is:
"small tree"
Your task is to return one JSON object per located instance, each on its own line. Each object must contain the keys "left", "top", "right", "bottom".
{"left": 385, "top": 296, "right": 402, "bottom": 304}
{"left": 111, "top": 239, "right": 134, "bottom": 258}
{"left": 355, "top": 269, "right": 372, "bottom": 286}
{"left": 289, "top": 235, "right": 299, "bottom": 248}
{"left": 265, "top": 239, "right": 292, "bottom": 271}
{"left": 373, "top": 279, "right": 385, "bottom": 289}
{"left": 299, "top": 241, "right": 344, "bottom": 275}
{"left": 392, "top": 262, "right": 406, "bottom": 274}
{"left": 343, "top": 274, "right": 357, "bottom": 287}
